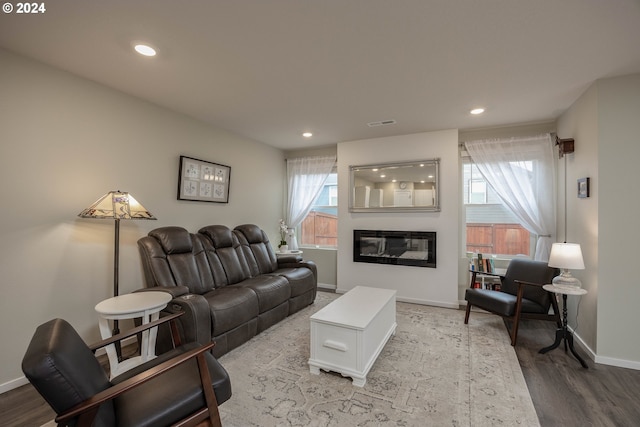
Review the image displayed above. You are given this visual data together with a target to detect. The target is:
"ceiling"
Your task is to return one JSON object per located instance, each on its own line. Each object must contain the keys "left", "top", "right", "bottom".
{"left": 2, "top": 0, "right": 640, "bottom": 150}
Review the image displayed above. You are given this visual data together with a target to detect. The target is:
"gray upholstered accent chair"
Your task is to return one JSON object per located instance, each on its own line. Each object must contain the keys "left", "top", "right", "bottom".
{"left": 22, "top": 313, "right": 231, "bottom": 427}
{"left": 464, "top": 258, "right": 561, "bottom": 346}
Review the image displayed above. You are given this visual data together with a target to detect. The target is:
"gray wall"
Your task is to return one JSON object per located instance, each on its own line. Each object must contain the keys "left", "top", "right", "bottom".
{"left": 0, "top": 49, "right": 286, "bottom": 390}
{"left": 557, "top": 73, "right": 640, "bottom": 368}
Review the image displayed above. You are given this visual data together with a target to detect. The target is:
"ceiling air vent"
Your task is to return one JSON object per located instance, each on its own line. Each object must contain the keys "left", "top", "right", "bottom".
{"left": 367, "top": 119, "right": 396, "bottom": 127}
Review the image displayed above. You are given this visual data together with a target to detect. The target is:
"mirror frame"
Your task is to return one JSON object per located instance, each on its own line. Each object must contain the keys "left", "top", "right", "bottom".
{"left": 349, "top": 158, "right": 440, "bottom": 213}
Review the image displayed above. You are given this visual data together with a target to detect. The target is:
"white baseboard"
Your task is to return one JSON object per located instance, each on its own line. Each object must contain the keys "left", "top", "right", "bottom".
{"left": 0, "top": 376, "right": 28, "bottom": 395}
{"left": 317, "top": 282, "right": 336, "bottom": 291}
{"left": 567, "top": 327, "right": 639, "bottom": 370}
{"left": 594, "top": 354, "right": 640, "bottom": 370}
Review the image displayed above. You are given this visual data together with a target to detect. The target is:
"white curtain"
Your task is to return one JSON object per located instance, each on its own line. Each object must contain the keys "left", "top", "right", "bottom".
{"left": 286, "top": 155, "right": 336, "bottom": 231}
{"left": 464, "top": 134, "right": 556, "bottom": 261}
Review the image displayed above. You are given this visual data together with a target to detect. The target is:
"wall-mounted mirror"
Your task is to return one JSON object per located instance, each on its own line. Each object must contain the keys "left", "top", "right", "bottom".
{"left": 349, "top": 159, "right": 440, "bottom": 212}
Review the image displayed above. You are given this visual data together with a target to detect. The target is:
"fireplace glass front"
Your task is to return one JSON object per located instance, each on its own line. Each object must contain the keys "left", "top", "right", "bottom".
{"left": 353, "top": 230, "right": 436, "bottom": 268}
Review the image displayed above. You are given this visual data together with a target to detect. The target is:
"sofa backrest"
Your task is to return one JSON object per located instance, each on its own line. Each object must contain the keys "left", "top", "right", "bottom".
{"left": 198, "top": 225, "right": 252, "bottom": 286}
{"left": 138, "top": 226, "right": 215, "bottom": 295}
{"left": 233, "top": 224, "right": 278, "bottom": 276}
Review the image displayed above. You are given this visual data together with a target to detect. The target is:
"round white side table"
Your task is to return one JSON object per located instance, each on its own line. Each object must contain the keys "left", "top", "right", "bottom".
{"left": 540, "top": 284, "right": 588, "bottom": 368}
{"left": 276, "top": 250, "right": 303, "bottom": 256}
{"left": 95, "top": 291, "right": 172, "bottom": 379}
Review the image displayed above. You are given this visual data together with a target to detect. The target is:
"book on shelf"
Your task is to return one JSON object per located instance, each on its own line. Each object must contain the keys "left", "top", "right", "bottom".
{"left": 483, "top": 257, "right": 495, "bottom": 273}
{"left": 471, "top": 254, "right": 496, "bottom": 273}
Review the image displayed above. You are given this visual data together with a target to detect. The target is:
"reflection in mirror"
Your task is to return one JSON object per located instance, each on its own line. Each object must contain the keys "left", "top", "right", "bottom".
{"left": 349, "top": 159, "right": 440, "bottom": 212}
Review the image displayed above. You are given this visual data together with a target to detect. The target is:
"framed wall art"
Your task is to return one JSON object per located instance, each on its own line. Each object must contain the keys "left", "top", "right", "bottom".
{"left": 177, "top": 155, "right": 231, "bottom": 203}
{"left": 577, "top": 177, "right": 590, "bottom": 199}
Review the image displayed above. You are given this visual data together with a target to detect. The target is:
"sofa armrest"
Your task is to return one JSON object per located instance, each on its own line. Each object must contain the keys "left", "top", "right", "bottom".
{"left": 277, "top": 254, "right": 303, "bottom": 263}
{"left": 163, "top": 294, "right": 212, "bottom": 347}
{"left": 278, "top": 259, "right": 317, "bottom": 281}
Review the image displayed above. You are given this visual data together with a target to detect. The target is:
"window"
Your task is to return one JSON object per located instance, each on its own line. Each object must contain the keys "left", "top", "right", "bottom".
{"left": 469, "top": 179, "right": 487, "bottom": 204}
{"left": 463, "top": 160, "right": 533, "bottom": 257}
{"left": 299, "top": 172, "right": 338, "bottom": 248}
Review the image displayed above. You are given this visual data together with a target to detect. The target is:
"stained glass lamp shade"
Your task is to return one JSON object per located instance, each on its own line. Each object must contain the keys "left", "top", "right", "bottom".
{"left": 78, "top": 191, "right": 156, "bottom": 298}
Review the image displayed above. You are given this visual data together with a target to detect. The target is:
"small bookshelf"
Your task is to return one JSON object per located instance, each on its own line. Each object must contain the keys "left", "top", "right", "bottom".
{"left": 469, "top": 254, "right": 507, "bottom": 291}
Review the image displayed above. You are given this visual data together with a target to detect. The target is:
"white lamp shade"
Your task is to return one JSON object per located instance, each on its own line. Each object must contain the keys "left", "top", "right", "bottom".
{"left": 548, "top": 243, "right": 585, "bottom": 270}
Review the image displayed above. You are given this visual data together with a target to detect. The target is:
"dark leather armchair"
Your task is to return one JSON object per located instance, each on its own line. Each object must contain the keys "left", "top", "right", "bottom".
{"left": 464, "top": 258, "right": 561, "bottom": 346}
{"left": 22, "top": 313, "right": 231, "bottom": 427}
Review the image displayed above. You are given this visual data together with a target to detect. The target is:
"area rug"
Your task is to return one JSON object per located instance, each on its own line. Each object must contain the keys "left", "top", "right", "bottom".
{"left": 218, "top": 291, "right": 539, "bottom": 427}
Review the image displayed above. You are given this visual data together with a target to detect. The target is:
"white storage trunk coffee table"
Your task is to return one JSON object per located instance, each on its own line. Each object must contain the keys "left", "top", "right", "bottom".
{"left": 308, "top": 286, "right": 397, "bottom": 387}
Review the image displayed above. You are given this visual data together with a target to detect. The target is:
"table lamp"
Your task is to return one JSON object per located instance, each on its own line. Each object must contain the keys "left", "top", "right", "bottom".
{"left": 548, "top": 242, "right": 585, "bottom": 289}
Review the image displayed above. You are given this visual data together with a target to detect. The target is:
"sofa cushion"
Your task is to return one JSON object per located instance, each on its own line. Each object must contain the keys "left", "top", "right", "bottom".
{"left": 270, "top": 268, "right": 315, "bottom": 297}
{"left": 203, "top": 287, "right": 259, "bottom": 336}
{"left": 149, "top": 226, "right": 193, "bottom": 255}
{"left": 234, "top": 224, "right": 278, "bottom": 275}
{"left": 139, "top": 227, "right": 215, "bottom": 295}
{"left": 235, "top": 275, "right": 291, "bottom": 313}
{"left": 199, "top": 225, "right": 252, "bottom": 286}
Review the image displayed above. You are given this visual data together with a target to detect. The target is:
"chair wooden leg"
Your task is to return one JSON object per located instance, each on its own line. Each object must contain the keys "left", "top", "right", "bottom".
{"left": 510, "top": 284, "right": 526, "bottom": 346}
{"left": 464, "top": 302, "right": 472, "bottom": 324}
{"left": 510, "top": 319, "right": 519, "bottom": 346}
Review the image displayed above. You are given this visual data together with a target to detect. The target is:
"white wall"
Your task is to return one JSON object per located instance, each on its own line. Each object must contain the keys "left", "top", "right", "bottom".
{"left": 0, "top": 49, "right": 286, "bottom": 390}
{"left": 337, "top": 130, "right": 459, "bottom": 307}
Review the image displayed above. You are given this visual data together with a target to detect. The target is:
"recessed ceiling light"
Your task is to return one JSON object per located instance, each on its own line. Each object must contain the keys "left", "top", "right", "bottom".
{"left": 470, "top": 108, "right": 485, "bottom": 115}
{"left": 302, "top": 132, "right": 313, "bottom": 138}
{"left": 134, "top": 43, "right": 157, "bottom": 57}
{"left": 380, "top": 174, "right": 386, "bottom": 178}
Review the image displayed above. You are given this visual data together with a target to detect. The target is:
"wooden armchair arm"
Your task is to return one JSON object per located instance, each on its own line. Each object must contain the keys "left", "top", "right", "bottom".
{"left": 88, "top": 311, "right": 184, "bottom": 352}
{"left": 57, "top": 341, "right": 216, "bottom": 425}
{"left": 513, "top": 279, "right": 546, "bottom": 288}
{"left": 469, "top": 269, "right": 503, "bottom": 278}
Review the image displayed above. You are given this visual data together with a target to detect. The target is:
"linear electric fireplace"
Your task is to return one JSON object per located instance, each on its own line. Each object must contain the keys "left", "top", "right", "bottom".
{"left": 353, "top": 229, "right": 436, "bottom": 268}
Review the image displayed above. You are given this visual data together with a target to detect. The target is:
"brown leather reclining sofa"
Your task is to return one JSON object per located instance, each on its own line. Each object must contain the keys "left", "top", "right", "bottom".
{"left": 137, "top": 223, "right": 317, "bottom": 357}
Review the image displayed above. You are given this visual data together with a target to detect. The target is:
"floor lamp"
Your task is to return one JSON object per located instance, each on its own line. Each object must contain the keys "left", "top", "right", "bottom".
{"left": 78, "top": 191, "right": 156, "bottom": 357}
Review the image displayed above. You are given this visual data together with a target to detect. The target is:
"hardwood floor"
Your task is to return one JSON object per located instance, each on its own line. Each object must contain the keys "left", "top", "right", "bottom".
{"left": 2, "top": 319, "right": 639, "bottom": 426}
{"left": 514, "top": 319, "right": 640, "bottom": 427}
